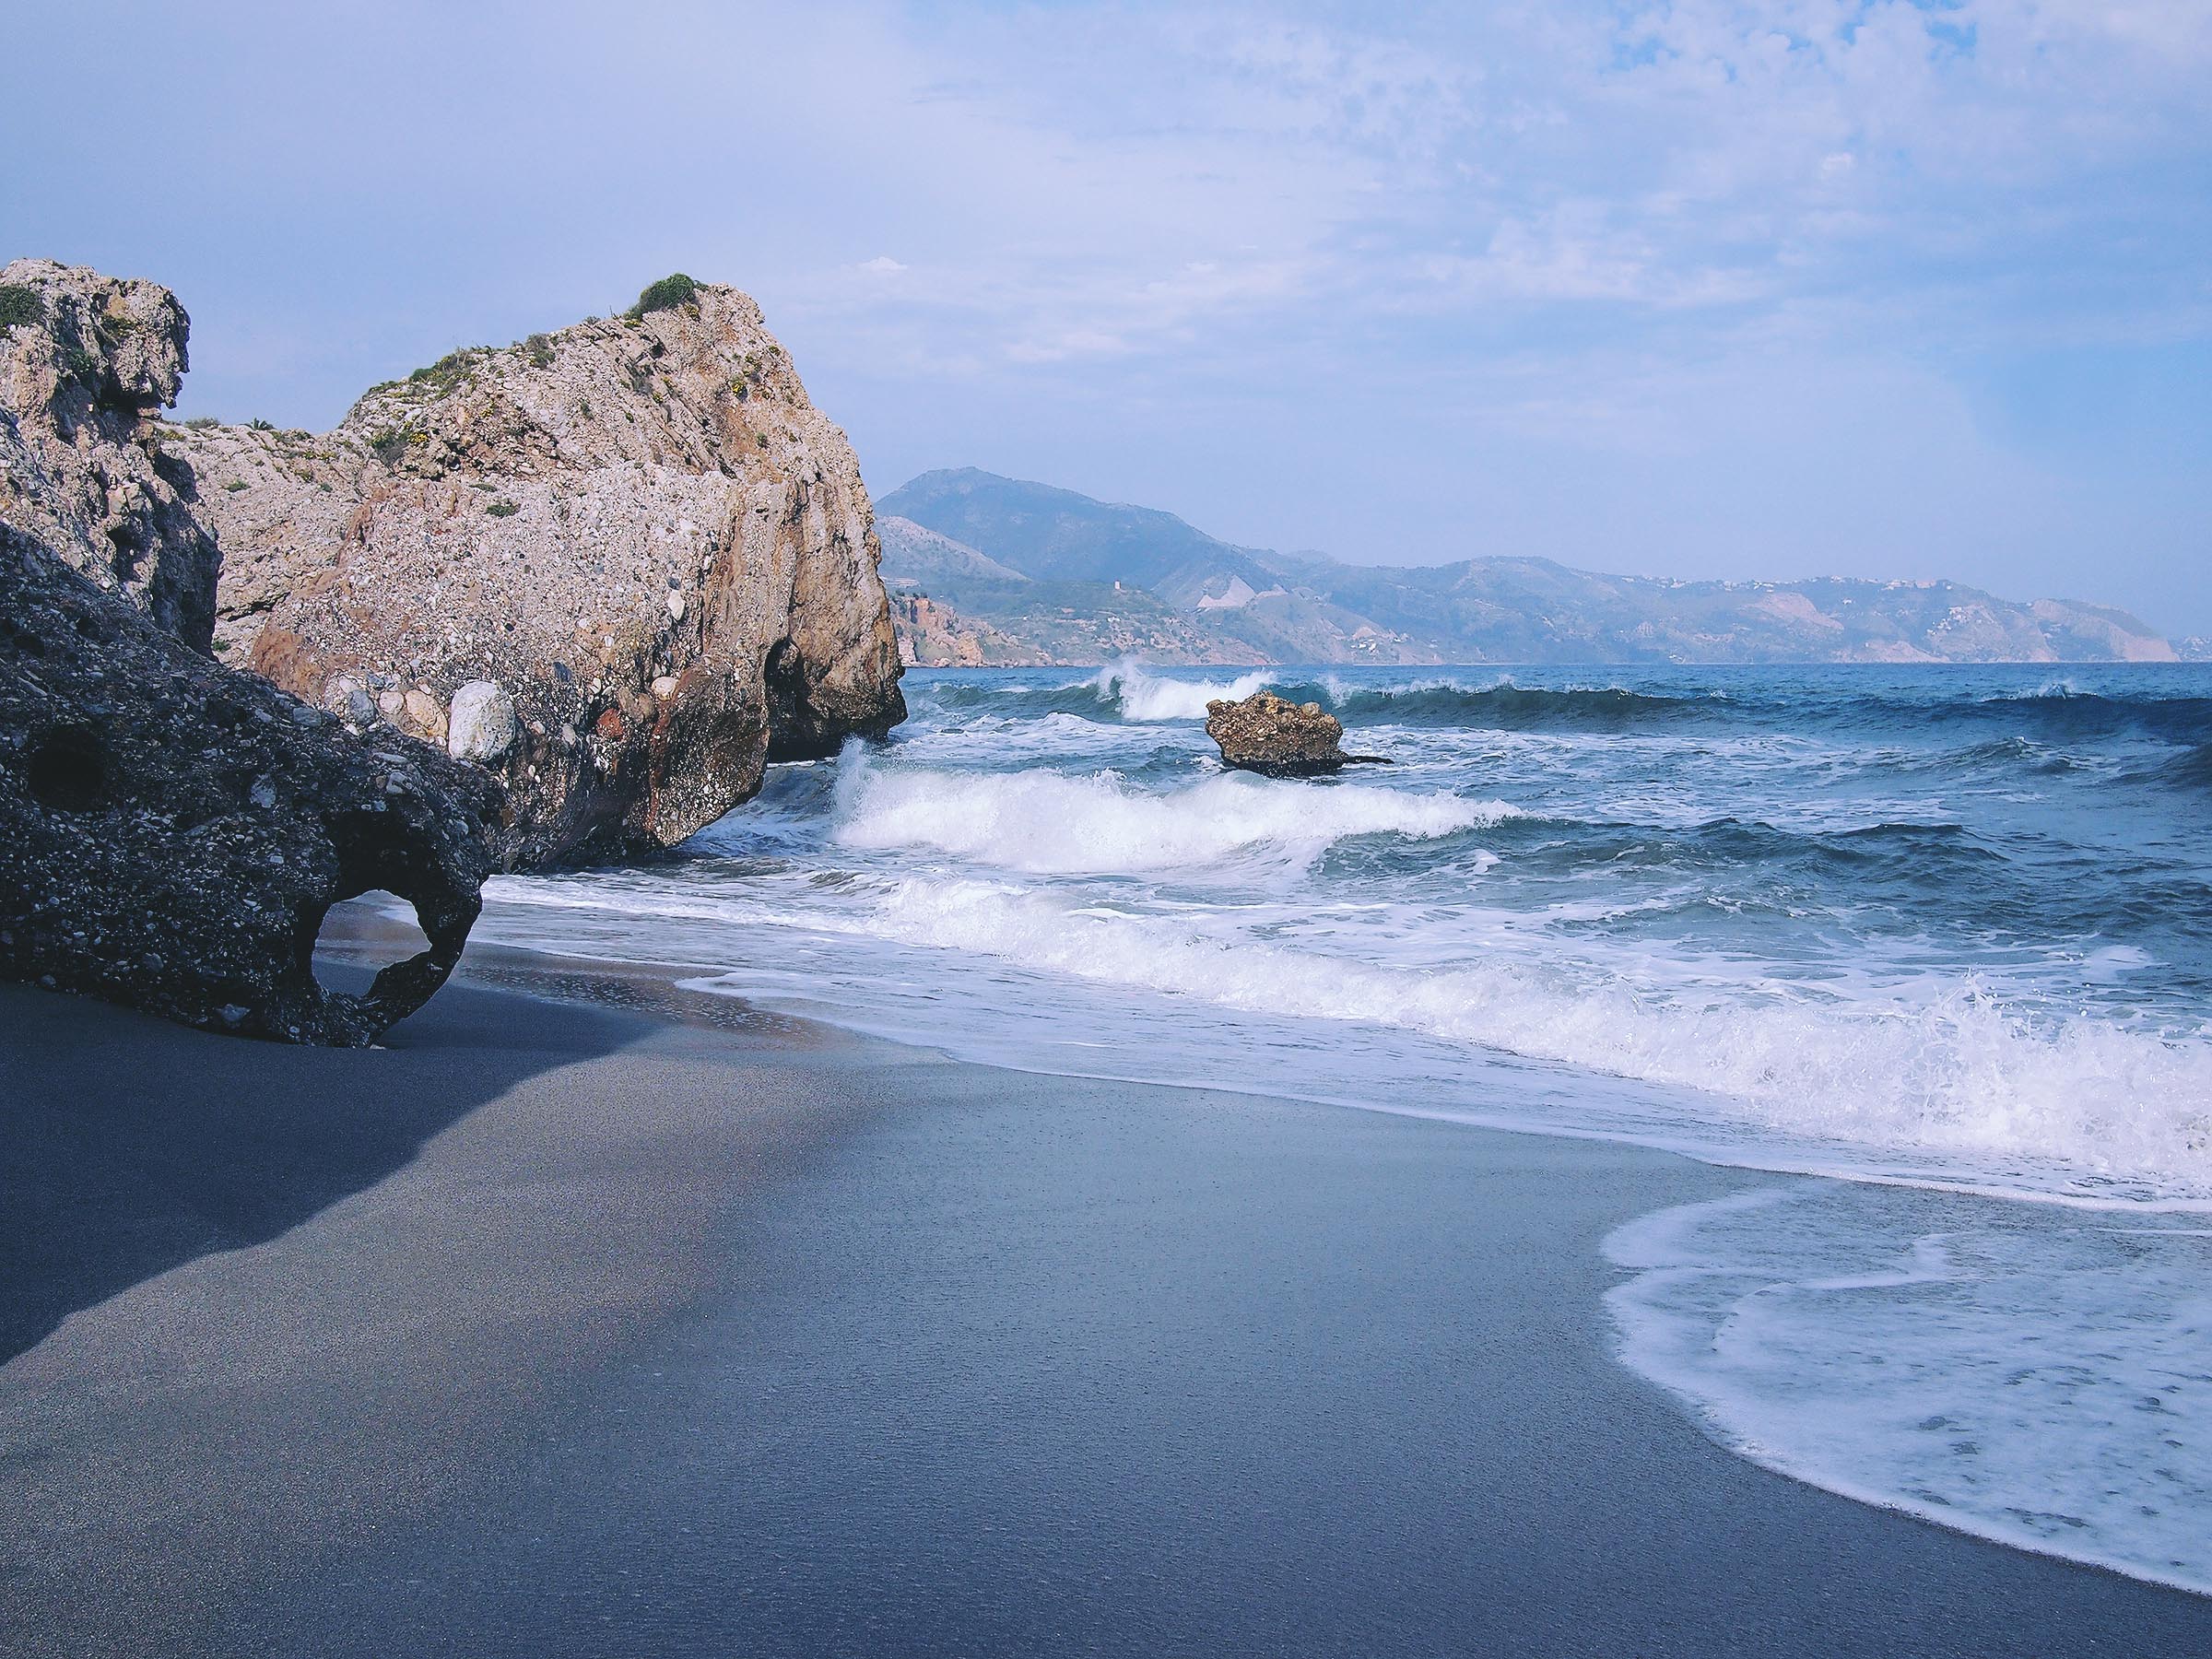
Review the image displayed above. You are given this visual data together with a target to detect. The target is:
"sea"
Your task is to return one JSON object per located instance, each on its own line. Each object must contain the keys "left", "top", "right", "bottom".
{"left": 472, "top": 661, "right": 2212, "bottom": 1594}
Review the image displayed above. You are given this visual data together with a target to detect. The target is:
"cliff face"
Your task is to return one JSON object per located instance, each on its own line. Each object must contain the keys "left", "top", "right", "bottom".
{"left": 888, "top": 590, "right": 1055, "bottom": 667}
{"left": 0, "top": 258, "right": 221, "bottom": 651}
{"left": 175, "top": 277, "right": 905, "bottom": 867}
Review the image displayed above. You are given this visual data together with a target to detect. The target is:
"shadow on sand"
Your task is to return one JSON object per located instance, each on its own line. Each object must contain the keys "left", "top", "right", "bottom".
{"left": 0, "top": 966, "right": 637, "bottom": 1367}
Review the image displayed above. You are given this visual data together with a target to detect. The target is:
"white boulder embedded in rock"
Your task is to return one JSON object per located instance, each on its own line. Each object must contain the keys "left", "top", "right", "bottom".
{"left": 447, "top": 680, "right": 519, "bottom": 762}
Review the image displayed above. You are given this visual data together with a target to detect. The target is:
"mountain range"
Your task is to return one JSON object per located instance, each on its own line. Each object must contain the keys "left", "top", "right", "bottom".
{"left": 874, "top": 468, "right": 2192, "bottom": 667}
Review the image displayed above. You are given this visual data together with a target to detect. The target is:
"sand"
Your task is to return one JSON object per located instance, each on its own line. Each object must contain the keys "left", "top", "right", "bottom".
{"left": 3, "top": 950, "right": 2207, "bottom": 1656}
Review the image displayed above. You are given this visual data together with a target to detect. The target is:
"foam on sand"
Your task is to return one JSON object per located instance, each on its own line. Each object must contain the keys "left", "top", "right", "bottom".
{"left": 1607, "top": 1184, "right": 2212, "bottom": 1594}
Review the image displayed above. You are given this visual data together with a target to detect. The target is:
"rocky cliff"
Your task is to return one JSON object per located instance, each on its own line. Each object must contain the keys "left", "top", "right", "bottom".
{"left": 0, "top": 259, "right": 222, "bottom": 651}
{"left": 174, "top": 275, "right": 905, "bottom": 867}
{"left": 888, "top": 591, "right": 1053, "bottom": 667}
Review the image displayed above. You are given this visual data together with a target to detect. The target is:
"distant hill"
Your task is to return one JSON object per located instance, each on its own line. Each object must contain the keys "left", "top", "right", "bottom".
{"left": 876, "top": 515, "right": 1031, "bottom": 586}
{"left": 874, "top": 468, "right": 2180, "bottom": 667}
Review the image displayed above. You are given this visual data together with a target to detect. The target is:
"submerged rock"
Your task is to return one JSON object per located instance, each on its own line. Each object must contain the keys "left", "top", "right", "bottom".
{"left": 0, "top": 524, "right": 500, "bottom": 1046}
{"left": 1205, "top": 690, "right": 1389, "bottom": 777}
{"left": 175, "top": 275, "right": 907, "bottom": 868}
{"left": 0, "top": 258, "right": 221, "bottom": 652}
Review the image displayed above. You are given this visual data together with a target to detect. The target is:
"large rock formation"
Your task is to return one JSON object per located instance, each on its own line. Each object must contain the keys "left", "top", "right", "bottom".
{"left": 172, "top": 275, "right": 906, "bottom": 867}
{"left": 1206, "top": 690, "right": 1388, "bottom": 777}
{"left": 0, "top": 258, "right": 221, "bottom": 651}
{"left": 0, "top": 524, "right": 500, "bottom": 1045}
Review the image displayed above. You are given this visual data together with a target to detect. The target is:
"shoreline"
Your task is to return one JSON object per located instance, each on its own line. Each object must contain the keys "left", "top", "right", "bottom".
{"left": 4, "top": 944, "right": 2209, "bottom": 1653}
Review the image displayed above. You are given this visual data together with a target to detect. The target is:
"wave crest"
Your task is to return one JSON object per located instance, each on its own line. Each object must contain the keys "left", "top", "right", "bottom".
{"left": 1094, "top": 660, "right": 1272, "bottom": 721}
{"left": 831, "top": 753, "right": 1514, "bottom": 875}
{"left": 847, "top": 879, "right": 2212, "bottom": 1199}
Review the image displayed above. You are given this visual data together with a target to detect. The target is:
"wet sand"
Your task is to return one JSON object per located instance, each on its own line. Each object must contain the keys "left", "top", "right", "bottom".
{"left": 3, "top": 951, "right": 2207, "bottom": 1656}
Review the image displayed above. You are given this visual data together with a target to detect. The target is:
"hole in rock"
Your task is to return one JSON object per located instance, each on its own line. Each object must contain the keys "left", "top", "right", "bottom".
{"left": 311, "top": 890, "right": 432, "bottom": 994}
{"left": 105, "top": 524, "right": 142, "bottom": 581}
{"left": 25, "top": 725, "right": 109, "bottom": 813}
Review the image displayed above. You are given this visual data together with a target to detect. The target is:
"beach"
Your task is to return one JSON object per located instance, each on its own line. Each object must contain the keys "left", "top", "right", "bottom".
{"left": 5, "top": 939, "right": 2208, "bottom": 1657}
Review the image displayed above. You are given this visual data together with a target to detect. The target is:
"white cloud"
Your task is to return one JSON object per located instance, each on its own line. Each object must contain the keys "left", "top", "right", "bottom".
{"left": 14, "top": 0, "right": 2201, "bottom": 621}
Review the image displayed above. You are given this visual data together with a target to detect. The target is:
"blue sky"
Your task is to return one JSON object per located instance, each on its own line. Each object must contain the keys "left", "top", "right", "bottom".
{"left": 7, "top": 1, "right": 2208, "bottom": 629}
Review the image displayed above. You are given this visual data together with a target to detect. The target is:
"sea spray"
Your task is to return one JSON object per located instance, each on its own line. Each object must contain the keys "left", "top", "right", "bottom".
{"left": 1094, "top": 659, "right": 1273, "bottom": 722}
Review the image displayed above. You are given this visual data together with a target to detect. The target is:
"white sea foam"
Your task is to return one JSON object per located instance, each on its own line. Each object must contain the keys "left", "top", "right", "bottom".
{"left": 1094, "top": 659, "right": 1272, "bottom": 721}
{"left": 831, "top": 755, "right": 1514, "bottom": 877}
{"left": 746, "top": 871, "right": 2212, "bottom": 1199}
{"left": 1606, "top": 1186, "right": 2212, "bottom": 1593}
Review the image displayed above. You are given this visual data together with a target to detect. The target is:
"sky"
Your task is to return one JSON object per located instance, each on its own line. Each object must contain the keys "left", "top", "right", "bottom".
{"left": 6, "top": 1, "right": 2208, "bottom": 630}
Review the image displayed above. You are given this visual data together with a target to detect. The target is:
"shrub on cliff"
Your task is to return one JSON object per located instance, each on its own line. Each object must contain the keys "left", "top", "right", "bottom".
{"left": 628, "top": 273, "right": 700, "bottom": 320}
{"left": 0, "top": 286, "right": 43, "bottom": 329}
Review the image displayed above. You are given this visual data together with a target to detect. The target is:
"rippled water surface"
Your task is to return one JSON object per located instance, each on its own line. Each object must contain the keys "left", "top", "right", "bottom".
{"left": 477, "top": 660, "right": 2212, "bottom": 1592}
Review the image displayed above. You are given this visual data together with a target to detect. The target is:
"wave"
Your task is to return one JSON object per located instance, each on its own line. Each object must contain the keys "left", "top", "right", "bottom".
{"left": 2133, "top": 742, "right": 2212, "bottom": 792}
{"left": 1607, "top": 1187, "right": 2212, "bottom": 1594}
{"left": 910, "top": 665, "right": 2212, "bottom": 755}
{"left": 909, "top": 661, "right": 1277, "bottom": 724}
{"left": 1094, "top": 661, "right": 1272, "bottom": 721}
{"left": 784, "top": 877, "right": 2212, "bottom": 1200}
{"left": 830, "top": 752, "right": 1517, "bottom": 876}
{"left": 1959, "top": 688, "right": 2212, "bottom": 744}
{"left": 1317, "top": 681, "right": 1718, "bottom": 731}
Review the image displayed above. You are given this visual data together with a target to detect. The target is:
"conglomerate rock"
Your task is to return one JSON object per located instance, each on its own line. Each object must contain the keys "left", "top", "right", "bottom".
{"left": 0, "top": 258, "right": 221, "bottom": 651}
{"left": 0, "top": 524, "right": 500, "bottom": 1046}
{"left": 172, "top": 276, "right": 906, "bottom": 867}
{"left": 1205, "top": 689, "right": 1388, "bottom": 777}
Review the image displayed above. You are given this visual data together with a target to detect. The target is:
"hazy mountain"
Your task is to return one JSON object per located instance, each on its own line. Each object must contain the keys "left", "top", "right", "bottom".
{"left": 876, "top": 468, "right": 2180, "bottom": 666}
{"left": 876, "top": 515, "right": 1031, "bottom": 586}
{"left": 877, "top": 469, "right": 1277, "bottom": 604}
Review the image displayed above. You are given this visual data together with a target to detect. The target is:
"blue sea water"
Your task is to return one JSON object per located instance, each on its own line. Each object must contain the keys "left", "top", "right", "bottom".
{"left": 477, "top": 660, "right": 2212, "bottom": 1593}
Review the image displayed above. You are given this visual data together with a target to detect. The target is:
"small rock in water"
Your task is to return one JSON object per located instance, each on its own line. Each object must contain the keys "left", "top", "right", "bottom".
{"left": 1204, "top": 690, "right": 1392, "bottom": 778}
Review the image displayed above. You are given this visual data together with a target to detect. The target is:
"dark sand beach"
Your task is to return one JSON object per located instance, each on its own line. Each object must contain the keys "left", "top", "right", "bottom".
{"left": 4, "top": 942, "right": 2209, "bottom": 1658}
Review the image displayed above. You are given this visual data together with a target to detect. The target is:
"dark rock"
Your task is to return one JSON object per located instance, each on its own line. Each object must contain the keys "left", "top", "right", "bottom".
{"left": 1205, "top": 690, "right": 1391, "bottom": 777}
{"left": 0, "top": 524, "right": 501, "bottom": 1045}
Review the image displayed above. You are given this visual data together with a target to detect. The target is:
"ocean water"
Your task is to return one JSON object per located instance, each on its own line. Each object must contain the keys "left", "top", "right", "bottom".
{"left": 476, "top": 661, "right": 2212, "bottom": 1592}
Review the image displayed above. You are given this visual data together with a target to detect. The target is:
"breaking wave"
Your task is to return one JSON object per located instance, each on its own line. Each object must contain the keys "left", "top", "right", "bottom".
{"left": 831, "top": 751, "right": 1516, "bottom": 876}
{"left": 789, "top": 877, "right": 2212, "bottom": 1200}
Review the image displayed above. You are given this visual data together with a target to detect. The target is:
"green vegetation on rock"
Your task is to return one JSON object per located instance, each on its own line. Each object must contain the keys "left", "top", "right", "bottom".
{"left": 627, "top": 273, "right": 700, "bottom": 320}
{"left": 0, "top": 286, "right": 43, "bottom": 329}
{"left": 404, "top": 348, "right": 482, "bottom": 399}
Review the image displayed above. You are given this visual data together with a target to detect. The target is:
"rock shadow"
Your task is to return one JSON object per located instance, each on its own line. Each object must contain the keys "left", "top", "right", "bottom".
{"left": 0, "top": 966, "right": 640, "bottom": 1367}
